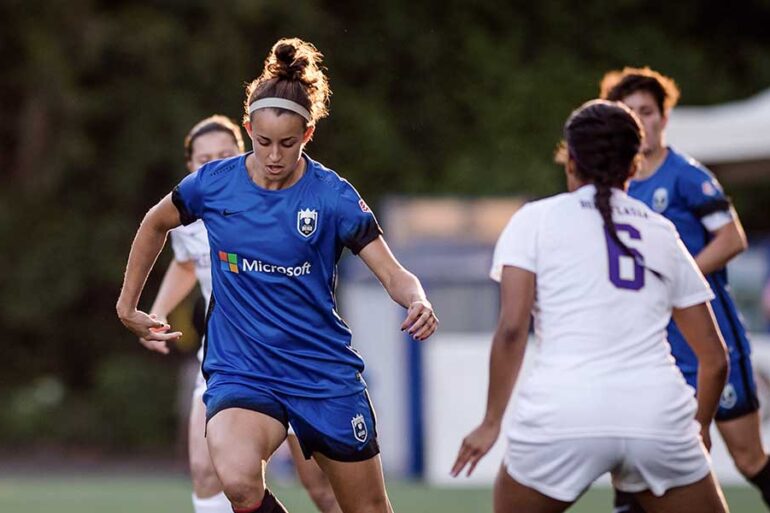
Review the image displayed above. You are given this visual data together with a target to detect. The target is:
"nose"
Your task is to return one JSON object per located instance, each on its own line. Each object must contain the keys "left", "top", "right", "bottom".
{"left": 268, "top": 144, "right": 281, "bottom": 162}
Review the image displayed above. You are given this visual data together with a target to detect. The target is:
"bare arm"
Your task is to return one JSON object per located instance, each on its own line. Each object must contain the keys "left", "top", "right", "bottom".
{"left": 149, "top": 259, "right": 198, "bottom": 321}
{"left": 672, "top": 302, "right": 729, "bottom": 449}
{"left": 695, "top": 218, "right": 747, "bottom": 276}
{"left": 358, "top": 236, "right": 437, "bottom": 341}
{"left": 116, "top": 194, "right": 185, "bottom": 353}
{"left": 452, "top": 265, "right": 535, "bottom": 477}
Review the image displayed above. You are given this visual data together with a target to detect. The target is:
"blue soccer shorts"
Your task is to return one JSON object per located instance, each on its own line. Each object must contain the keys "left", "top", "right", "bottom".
{"left": 204, "top": 379, "right": 379, "bottom": 462}
{"left": 683, "top": 354, "right": 759, "bottom": 422}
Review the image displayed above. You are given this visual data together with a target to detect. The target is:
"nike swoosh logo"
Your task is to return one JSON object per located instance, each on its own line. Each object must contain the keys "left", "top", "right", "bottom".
{"left": 222, "top": 209, "right": 244, "bottom": 217}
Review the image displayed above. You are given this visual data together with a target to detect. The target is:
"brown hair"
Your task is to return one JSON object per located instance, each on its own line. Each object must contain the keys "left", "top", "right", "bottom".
{"left": 243, "top": 38, "right": 331, "bottom": 127}
{"left": 599, "top": 67, "right": 680, "bottom": 115}
{"left": 564, "top": 99, "right": 644, "bottom": 256}
{"left": 184, "top": 115, "right": 244, "bottom": 161}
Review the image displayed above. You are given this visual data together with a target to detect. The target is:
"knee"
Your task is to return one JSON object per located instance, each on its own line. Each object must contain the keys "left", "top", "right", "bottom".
{"left": 733, "top": 450, "right": 768, "bottom": 477}
{"left": 217, "top": 467, "right": 265, "bottom": 507}
{"left": 305, "top": 484, "right": 339, "bottom": 513}
{"left": 352, "top": 495, "right": 390, "bottom": 513}
{"left": 190, "top": 454, "right": 222, "bottom": 497}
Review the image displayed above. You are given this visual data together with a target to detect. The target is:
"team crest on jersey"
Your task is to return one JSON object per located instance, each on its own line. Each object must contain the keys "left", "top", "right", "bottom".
{"left": 351, "top": 413, "right": 368, "bottom": 443}
{"left": 297, "top": 208, "right": 318, "bottom": 238}
{"left": 720, "top": 383, "right": 737, "bottom": 409}
{"left": 652, "top": 187, "right": 669, "bottom": 212}
{"left": 702, "top": 181, "right": 717, "bottom": 197}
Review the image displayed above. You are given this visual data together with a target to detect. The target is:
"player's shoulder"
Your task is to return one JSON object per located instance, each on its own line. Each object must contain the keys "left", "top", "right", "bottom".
{"left": 667, "top": 147, "right": 719, "bottom": 183}
{"left": 520, "top": 191, "right": 573, "bottom": 216}
{"left": 306, "top": 155, "right": 351, "bottom": 191}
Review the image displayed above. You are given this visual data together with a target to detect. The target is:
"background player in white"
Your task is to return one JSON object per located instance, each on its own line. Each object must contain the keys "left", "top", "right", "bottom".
{"left": 144, "top": 115, "right": 341, "bottom": 513}
{"left": 601, "top": 67, "right": 770, "bottom": 512}
{"left": 452, "top": 100, "right": 729, "bottom": 513}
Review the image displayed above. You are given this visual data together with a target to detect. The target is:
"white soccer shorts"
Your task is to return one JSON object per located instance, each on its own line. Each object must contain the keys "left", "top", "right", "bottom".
{"left": 503, "top": 435, "right": 711, "bottom": 502}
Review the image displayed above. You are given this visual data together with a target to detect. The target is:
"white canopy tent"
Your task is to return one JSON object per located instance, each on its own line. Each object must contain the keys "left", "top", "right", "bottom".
{"left": 666, "top": 88, "right": 770, "bottom": 165}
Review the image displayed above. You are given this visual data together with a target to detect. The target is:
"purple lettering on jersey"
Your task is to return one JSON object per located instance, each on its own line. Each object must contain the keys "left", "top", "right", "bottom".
{"left": 605, "top": 223, "right": 644, "bottom": 291}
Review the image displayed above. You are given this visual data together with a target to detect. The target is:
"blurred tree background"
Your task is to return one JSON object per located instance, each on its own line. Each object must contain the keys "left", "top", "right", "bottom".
{"left": 1, "top": 0, "right": 770, "bottom": 454}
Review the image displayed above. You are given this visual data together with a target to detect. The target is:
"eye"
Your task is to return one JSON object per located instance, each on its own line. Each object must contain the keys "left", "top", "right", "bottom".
{"left": 281, "top": 139, "right": 296, "bottom": 148}
{"left": 257, "top": 137, "right": 270, "bottom": 146}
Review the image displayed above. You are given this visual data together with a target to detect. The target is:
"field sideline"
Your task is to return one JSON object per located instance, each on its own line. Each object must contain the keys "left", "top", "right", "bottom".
{"left": 0, "top": 476, "right": 763, "bottom": 512}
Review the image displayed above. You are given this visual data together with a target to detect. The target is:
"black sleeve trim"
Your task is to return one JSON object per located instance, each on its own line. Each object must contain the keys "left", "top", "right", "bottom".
{"left": 348, "top": 219, "right": 383, "bottom": 255}
{"left": 693, "top": 198, "right": 731, "bottom": 218}
{"left": 171, "top": 186, "right": 197, "bottom": 225}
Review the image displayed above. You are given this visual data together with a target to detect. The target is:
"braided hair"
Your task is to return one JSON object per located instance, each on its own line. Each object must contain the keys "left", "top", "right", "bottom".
{"left": 564, "top": 100, "right": 644, "bottom": 260}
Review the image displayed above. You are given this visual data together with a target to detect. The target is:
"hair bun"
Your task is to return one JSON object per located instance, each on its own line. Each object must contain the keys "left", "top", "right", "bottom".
{"left": 269, "top": 41, "right": 310, "bottom": 81}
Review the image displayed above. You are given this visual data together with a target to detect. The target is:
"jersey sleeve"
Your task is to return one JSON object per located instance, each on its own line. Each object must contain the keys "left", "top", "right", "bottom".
{"left": 669, "top": 232, "right": 715, "bottom": 308}
{"left": 490, "top": 203, "right": 538, "bottom": 282}
{"left": 677, "top": 167, "right": 734, "bottom": 233}
{"left": 336, "top": 180, "right": 383, "bottom": 255}
{"left": 171, "top": 169, "right": 204, "bottom": 226}
{"left": 169, "top": 229, "right": 192, "bottom": 263}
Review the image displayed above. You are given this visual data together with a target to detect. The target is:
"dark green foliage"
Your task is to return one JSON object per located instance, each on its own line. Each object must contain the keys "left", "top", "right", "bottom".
{"left": 1, "top": 0, "right": 769, "bottom": 449}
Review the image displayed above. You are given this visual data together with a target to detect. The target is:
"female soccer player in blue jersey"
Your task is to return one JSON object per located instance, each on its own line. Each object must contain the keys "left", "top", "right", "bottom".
{"left": 144, "top": 114, "right": 342, "bottom": 513}
{"left": 117, "top": 38, "right": 438, "bottom": 513}
{"left": 601, "top": 67, "right": 770, "bottom": 512}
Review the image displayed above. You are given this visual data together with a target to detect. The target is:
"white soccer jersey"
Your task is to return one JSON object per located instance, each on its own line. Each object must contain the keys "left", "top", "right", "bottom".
{"left": 491, "top": 185, "right": 714, "bottom": 442}
{"left": 169, "top": 219, "right": 211, "bottom": 363}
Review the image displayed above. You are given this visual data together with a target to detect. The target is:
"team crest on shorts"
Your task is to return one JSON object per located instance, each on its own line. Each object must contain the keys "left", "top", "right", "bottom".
{"left": 720, "top": 383, "right": 737, "bottom": 409}
{"left": 652, "top": 187, "right": 669, "bottom": 213}
{"left": 351, "top": 413, "right": 368, "bottom": 443}
{"left": 297, "top": 208, "right": 318, "bottom": 238}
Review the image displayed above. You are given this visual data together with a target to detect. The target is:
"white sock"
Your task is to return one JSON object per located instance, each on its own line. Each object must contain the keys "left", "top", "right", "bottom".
{"left": 192, "top": 491, "right": 231, "bottom": 513}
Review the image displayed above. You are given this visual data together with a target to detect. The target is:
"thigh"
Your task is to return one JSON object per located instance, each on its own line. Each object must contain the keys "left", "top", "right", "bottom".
{"left": 286, "top": 434, "right": 331, "bottom": 489}
{"left": 717, "top": 410, "right": 767, "bottom": 474}
{"left": 634, "top": 472, "right": 728, "bottom": 513}
{"left": 207, "top": 407, "right": 287, "bottom": 480}
{"left": 188, "top": 392, "right": 211, "bottom": 466}
{"left": 494, "top": 465, "right": 571, "bottom": 513}
{"left": 313, "top": 452, "right": 391, "bottom": 513}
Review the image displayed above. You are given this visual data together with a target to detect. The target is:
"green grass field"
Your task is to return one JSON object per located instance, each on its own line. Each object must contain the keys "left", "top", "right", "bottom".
{"left": 0, "top": 476, "right": 763, "bottom": 512}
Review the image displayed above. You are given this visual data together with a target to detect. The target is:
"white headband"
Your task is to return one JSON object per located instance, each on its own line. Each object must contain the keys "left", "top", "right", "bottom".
{"left": 248, "top": 98, "right": 311, "bottom": 122}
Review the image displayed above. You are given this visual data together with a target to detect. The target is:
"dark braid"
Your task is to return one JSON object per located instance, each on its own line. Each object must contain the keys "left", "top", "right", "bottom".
{"left": 564, "top": 100, "right": 643, "bottom": 262}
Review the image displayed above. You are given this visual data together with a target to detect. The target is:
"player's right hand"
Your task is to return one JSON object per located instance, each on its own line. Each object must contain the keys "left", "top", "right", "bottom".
{"left": 119, "top": 310, "right": 182, "bottom": 355}
{"left": 450, "top": 421, "right": 500, "bottom": 477}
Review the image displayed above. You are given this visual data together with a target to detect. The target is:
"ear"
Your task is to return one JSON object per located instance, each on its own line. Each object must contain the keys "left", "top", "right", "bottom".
{"left": 244, "top": 121, "right": 253, "bottom": 138}
{"left": 660, "top": 110, "right": 669, "bottom": 131}
{"left": 565, "top": 156, "right": 578, "bottom": 177}
{"left": 186, "top": 159, "right": 196, "bottom": 173}
{"left": 302, "top": 125, "right": 315, "bottom": 144}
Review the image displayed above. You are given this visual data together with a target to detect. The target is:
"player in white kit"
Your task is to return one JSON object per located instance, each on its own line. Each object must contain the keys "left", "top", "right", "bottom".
{"left": 143, "top": 115, "right": 341, "bottom": 513}
{"left": 451, "top": 100, "right": 729, "bottom": 513}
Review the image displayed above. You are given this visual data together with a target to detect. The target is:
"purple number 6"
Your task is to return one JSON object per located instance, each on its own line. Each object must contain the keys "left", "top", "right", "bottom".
{"left": 605, "top": 223, "right": 644, "bottom": 291}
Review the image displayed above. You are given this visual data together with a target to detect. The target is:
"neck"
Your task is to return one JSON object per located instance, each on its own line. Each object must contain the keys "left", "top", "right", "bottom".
{"left": 248, "top": 155, "right": 306, "bottom": 190}
{"left": 637, "top": 146, "right": 668, "bottom": 180}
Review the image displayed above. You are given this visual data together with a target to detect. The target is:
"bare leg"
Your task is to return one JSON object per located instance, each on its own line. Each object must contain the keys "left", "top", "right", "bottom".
{"left": 634, "top": 472, "right": 728, "bottom": 513}
{"left": 313, "top": 452, "right": 392, "bottom": 513}
{"left": 493, "top": 465, "right": 572, "bottom": 513}
{"left": 286, "top": 435, "right": 342, "bottom": 513}
{"left": 207, "top": 408, "right": 287, "bottom": 509}
{"left": 189, "top": 394, "right": 224, "bottom": 498}
{"left": 717, "top": 411, "right": 769, "bottom": 477}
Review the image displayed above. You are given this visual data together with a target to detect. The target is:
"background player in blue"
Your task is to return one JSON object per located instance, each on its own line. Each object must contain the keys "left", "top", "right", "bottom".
{"left": 601, "top": 67, "right": 770, "bottom": 511}
{"left": 116, "top": 38, "right": 438, "bottom": 513}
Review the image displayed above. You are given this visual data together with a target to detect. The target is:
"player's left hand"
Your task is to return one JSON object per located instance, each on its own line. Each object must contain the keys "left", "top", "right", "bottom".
{"left": 401, "top": 299, "right": 438, "bottom": 341}
{"left": 451, "top": 421, "right": 500, "bottom": 477}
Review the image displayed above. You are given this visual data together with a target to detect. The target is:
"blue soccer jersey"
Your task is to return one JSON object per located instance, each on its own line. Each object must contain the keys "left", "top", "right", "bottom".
{"left": 628, "top": 147, "right": 751, "bottom": 373}
{"left": 172, "top": 153, "right": 382, "bottom": 398}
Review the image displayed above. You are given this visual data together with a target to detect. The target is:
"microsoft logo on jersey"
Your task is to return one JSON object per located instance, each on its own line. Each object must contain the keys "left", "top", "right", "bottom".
{"left": 218, "top": 251, "right": 239, "bottom": 273}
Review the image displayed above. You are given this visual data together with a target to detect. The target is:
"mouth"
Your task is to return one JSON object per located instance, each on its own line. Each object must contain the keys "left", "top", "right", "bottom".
{"left": 265, "top": 164, "right": 283, "bottom": 175}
